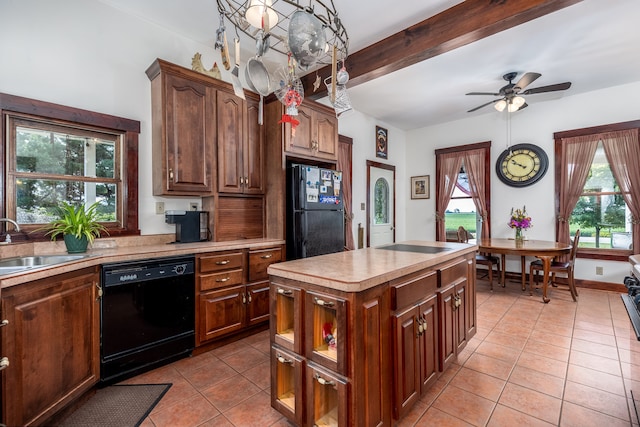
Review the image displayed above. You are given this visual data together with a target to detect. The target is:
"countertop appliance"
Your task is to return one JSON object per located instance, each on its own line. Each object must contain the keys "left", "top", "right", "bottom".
{"left": 287, "top": 163, "right": 345, "bottom": 260}
{"left": 100, "top": 255, "right": 195, "bottom": 384}
{"left": 165, "top": 210, "right": 209, "bottom": 243}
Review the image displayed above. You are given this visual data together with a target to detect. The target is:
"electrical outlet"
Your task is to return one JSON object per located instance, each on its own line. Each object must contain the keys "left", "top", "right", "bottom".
{"left": 189, "top": 203, "right": 199, "bottom": 211}
{"left": 361, "top": 203, "right": 365, "bottom": 210}
{"left": 595, "top": 266, "right": 604, "bottom": 275}
{"left": 155, "top": 202, "right": 165, "bottom": 215}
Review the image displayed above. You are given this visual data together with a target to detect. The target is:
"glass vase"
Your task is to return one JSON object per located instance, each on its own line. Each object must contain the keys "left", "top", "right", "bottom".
{"left": 515, "top": 227, "right": 523, "bottom": 242}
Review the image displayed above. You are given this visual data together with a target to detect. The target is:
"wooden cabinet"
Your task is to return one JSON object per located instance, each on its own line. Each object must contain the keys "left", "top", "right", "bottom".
{"left": 146, "top": 59, "right": 216, "bottom": 196}
{"left": 438, "top": 258, "right": 472, "bottom": 371}
{"left": 270, "top": 277, "right": 388, "bottom": 426}
{"left": 196, "top": 246, "right": 282, "bottom": 346}
{"left": 305, "top": 290, "right": 347, "bottom": 376}
{"left": 147, "top": 58, "right": 265, "bottom": 199}
{"left": 217, "top": 93, "right": 264, "bottom": 195}
{"left": 266, "top": 99, "right": 338, "bottom": 163}
{"left": 269, "top": 251, "right": 475, "bottom": 426}
{"left": 271, "top": 345, "right": 305, "bottom": 426}
{"left": 307, "top": 362, "right": 348, "bottom": 427}
{"left": 285, "top": 102, "right": 338, "bottom": 161}
{"left": 0, "top": 267, "right": 100, "bottom": 426}
{"left": 390, "top": 271, "right": 439, "bottom": 420}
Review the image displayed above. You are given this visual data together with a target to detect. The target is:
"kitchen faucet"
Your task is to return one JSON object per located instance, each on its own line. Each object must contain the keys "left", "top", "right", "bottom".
{"left": 0, "top": 218, "right": 20, "bottom": 243}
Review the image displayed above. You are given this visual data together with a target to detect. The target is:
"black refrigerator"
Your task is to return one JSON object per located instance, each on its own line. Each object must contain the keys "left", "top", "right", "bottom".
{"left": 287, "top": 163, "right": 345, "bottom": 260}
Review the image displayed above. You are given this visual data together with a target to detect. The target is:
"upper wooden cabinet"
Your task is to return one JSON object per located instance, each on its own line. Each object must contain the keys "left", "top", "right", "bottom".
{"left": 217, "top": 93, "right": 265, "bottom": 194}
{"left": 146, "top": 59, "right": 216, "bottom": 196}
{"left": 146, "top": 59, "right": 265, "bottom": 196}
{"left": 267, "top": 99, "right": 338, "bottom": 162}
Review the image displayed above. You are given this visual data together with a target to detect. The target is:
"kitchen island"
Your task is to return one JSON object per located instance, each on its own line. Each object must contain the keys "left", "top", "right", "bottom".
{"left": 267, "top": 241, "right": 478, "bottom": 426}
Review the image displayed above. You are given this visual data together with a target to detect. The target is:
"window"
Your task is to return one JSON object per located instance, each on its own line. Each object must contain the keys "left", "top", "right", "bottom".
{"left": 570, "top": 142, "right": 629, "bottom": 249}
{"left": 1, "top": 93, "right": 140, "bottom": 240}
{"left": 445, "top": 166, "right": 478, "bottom": 239}
{"left": 555, "top": 121, "right": 640, "bottom": 260}
{"left": 435, "top": 142, "right": 491, "bottom": 242}
{"left": 9, "top": 118, "right": 120, "bottom": 226}
{"left": 374, "top": 177, "right": 389, "bottom": 224}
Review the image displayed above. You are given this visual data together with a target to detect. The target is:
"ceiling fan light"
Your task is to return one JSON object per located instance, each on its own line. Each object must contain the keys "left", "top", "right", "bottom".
{"left": 494, "top": 100, "right": 507, "bottom": 112}
{"left": 512, "top": 96, "right": 525, "bottom": 107}
{"left": 245, "top": 0, "right": 279, "bottom": 31}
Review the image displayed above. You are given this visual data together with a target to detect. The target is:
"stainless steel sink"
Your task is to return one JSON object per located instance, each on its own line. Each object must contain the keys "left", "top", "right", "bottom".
{"left": 0, "top": 254, "right": 90, "bottom": 276}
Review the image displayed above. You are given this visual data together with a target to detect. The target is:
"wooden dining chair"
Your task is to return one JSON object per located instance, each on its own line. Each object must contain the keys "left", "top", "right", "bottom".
{"left": 457, "top": 226, "right": 500, "bottom": 290}
{"left": 528, "top": 229, "right": 580, "bottom": 301}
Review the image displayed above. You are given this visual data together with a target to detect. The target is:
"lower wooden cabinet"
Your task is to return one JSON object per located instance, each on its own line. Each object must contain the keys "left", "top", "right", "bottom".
{"left": 307, "top": 362, "right": 348, "bottom": 427}
{"left": 271, "top": 345, "right": 305, "bottom": 426}
{"left": 438, "top": 259, "right": 470, "bottom": 371}
{"left": 0, "top": 267, "right": 100, "bottom": 426}
{"left": 269, "top": 252, "right": 476, "bottom": 426}
{"left": 196, "top": 245, "right": 283, "bottom": 346}
{"left": 391, "top": 272, "right": 439, "bottom": 420}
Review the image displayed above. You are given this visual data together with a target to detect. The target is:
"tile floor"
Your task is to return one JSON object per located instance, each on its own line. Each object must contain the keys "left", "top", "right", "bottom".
{"left": 124, "top": 278, "right": 640, "bottom": 427}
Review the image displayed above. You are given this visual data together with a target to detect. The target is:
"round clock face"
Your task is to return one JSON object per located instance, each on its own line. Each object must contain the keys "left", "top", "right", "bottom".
{"left": 495, "top": 143, "right": 549, "bottom": 187}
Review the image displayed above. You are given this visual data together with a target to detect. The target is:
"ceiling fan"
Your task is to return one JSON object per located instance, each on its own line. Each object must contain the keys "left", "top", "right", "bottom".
{"left": 466, "top": 72, "right": 571, "bottom": 113}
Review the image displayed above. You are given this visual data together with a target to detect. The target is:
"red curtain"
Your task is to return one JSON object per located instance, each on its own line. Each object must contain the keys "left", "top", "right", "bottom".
{"left": 435, "top": 153, "right": 463, "bottom": 241}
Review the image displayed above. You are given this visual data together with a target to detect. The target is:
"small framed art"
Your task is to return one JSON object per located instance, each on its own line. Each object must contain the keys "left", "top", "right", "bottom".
{"left": 411, "top": 175, "right": 430, "bottom": 199}
{"left": 376, "top": 126, "right": 388, "bottom": 159}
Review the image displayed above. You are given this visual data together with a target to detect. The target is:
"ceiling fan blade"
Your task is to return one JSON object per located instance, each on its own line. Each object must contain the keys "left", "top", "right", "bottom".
{"left": 467, "top": 99, "right": 500, "bottom": 113}
{"left": 466, "top": 91, "right": 500, "bottom": 96}
{"left": 513, "top": 72, "right": 541, "bottom": 91}
{"left": 521, "top": 82, "right": 572, "bottom": 95}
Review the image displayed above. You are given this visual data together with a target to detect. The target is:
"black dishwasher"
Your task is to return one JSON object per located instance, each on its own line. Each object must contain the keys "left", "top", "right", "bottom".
{"left": 100, "top": 255, "right": 195, "bottom": 384}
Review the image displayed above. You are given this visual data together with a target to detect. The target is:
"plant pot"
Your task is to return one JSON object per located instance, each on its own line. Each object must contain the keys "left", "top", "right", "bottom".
{"left": 64, "top": 234, "right": 89, "bottom": 253}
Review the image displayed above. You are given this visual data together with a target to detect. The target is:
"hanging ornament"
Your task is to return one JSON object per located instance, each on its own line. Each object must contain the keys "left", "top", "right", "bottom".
{"left": 275, "top": 54, "right": 304, "bottom": 136}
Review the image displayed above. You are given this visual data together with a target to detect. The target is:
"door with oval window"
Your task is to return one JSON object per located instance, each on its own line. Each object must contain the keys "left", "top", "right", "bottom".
{"left": 368, "top": 162, "right": 395, "bottom": 247}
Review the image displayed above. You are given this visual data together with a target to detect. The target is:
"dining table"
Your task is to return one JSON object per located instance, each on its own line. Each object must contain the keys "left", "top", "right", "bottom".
{"left": 478, "top": 238, "right": 572, "bottom": 303}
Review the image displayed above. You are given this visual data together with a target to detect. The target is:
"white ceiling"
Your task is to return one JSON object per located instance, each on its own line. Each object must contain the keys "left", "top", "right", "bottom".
{"left": 99, "top": 0, "right": 640, "bottom": 130}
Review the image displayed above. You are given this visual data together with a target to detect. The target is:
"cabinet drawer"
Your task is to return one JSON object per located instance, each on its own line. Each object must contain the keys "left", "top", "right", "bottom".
{"left": 249, "top": 247, "right": 282, "bottom": 282}
{"left": 199, "top": 252, "right": 244, "bottom": 273}
{"left": 390, "top": 271, "right": 437, "bottom": 311}
{"left": 438, "top": 259, "right": 468, "bottom": 287}
{"left": 271, "top": 345, "right": 305, "bottom": 426}
{"left": 199, "top": 269, "right": 244, "bottom": 291}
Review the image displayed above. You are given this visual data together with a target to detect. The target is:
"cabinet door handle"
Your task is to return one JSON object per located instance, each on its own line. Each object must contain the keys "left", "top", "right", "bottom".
{"left": 451, "top": 297, "right": 458, "bottom": 311}
{"left": 261, "top": 254, "right": 273, "bottom": 259}
{"left": 216, "top": 277, "right": 230, "bottom": 283}
{"left": 215, "top": 260, "right": 230, "bottom": 265}
{"left": 247, "top": 292, "right": 252, "bottom": 303}
{"left": 314, "top": 374, "right": 335, "bottom": 386}
{"left": 0, "top": 357, "right": 9, "bottom": 371}
{"left": 242, "top": 293, "right": 246, "bottom": 304}
{"left": 240, "top": 176, "right": 245, "bottom": 185}
{"left": 96, "top": 283, "right": 103, "bottom": 301}
{"left": 0, "top": 319, "right": 8, "bottom": 328}
{"left": 169, "top": 168, "right": 174, "bottom": 180}
{"left": 277, "top": 288, "right": 293, "bottom": 295}
{"left": 277, "top": 355, "right": 293, "bottom": 365}
{"left": 314, "top": 298, "right": 334, "bottom": 308}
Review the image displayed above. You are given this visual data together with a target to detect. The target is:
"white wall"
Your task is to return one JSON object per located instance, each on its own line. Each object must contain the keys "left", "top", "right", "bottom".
{"left": 403, "top": 81, "right": 640, "bottom": 283}
{"left": 338, "top": 111, "right": 407, "bottom": 247}
{"left": 0, "top": 0, "right": 225, "bottom": 235}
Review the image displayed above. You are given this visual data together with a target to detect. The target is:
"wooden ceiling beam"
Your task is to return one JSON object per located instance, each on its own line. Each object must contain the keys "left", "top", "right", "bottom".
{"left": 302, "top": 0, "right": 582, "bottom": 100}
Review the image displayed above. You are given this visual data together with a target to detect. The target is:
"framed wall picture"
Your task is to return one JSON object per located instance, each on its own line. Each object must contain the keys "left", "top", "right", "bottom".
{"left": 376, "top": 126, "right": 388, "bottom": 159}
{"left": 411, "top": 175, "right": 430, "bottom": 199}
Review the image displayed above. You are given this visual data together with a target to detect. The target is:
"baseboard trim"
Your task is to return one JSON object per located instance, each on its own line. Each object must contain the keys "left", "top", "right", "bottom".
{"left": 490, "top": 269, "right": 625, "bottom": 293}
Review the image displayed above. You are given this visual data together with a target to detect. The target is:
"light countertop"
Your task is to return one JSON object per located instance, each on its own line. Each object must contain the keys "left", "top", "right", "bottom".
{"left": 267, "top": 240, "right": 478, "bottom": 292}
{"left": 0, "top": 237, "right": 285, "bottom": 289}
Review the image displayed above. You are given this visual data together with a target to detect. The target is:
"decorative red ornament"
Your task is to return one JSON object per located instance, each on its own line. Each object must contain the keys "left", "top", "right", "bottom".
{"left": 278, "top": 114, "right": 300, "bottom": 136}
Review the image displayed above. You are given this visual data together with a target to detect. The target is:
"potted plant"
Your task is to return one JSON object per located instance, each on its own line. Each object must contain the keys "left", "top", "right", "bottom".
{"left": 42, "top": 202, "right": 109, "bottom": 253}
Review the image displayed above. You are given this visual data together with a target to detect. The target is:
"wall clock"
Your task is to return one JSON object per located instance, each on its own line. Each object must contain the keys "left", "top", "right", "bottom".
{"left": 495, "top": 143, "right": 548, "bottom": 187}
